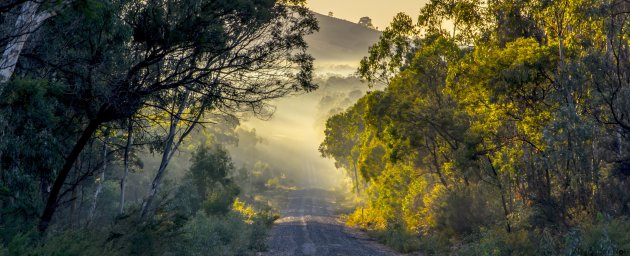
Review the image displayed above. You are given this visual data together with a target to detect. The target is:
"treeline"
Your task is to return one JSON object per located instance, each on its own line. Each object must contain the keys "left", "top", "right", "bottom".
{"left": 0, "top": 0, "right": 316, "bottom": 255}
{"left": 320, "top": 0, "right": 630, "bottom": 254}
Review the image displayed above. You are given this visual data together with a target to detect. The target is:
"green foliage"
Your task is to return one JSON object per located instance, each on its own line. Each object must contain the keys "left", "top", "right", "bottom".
{"left": 188, "top": 145, "right": 235, "bottom": 195}
{"left": 324, "top": 0, "right": 630, "bottom": 254}
{"left": 0, "top": 78, "right": 72, "bottom": 243}
{"left": 358, "top": 12, "right": 417, "bottom": 85}
{"left": 418, "top": 0, "right": 485, "bottom": 43}
{"left": 203, "top": 182, "right": 240, "bottom": 216}
{"left": 449, "top": 219, "right": 630, "bottom": 256}
{"left": 0, "top": 173, "right": 277, "bottom": 256}
{"left": 174, "top": 212, "right": 260, "bottom": 256}
{"left": 347, "top": 206, "right": 387, "bottom": 230}
{"left": 173, "top": 145, "right": 241, "bottom": 216}
{"left": 0, "top": 78, "right": 68, "bottom": 181}
{"left": 5, "top": 229, "right": 117, "bottom": 256}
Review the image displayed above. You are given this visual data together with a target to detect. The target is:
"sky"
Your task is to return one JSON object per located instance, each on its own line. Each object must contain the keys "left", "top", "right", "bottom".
{"left": 307, "top": 0, "right": 428, "bottom": 30}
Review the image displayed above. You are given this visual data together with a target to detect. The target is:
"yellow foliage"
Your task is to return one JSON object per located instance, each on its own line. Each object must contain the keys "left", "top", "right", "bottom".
{"left": 346, "top": 206, "right": 387, "bottom": 230}
{"left": 232, "top": 198, "right": 256, "bottom": 221}
{"left": 420, "top": 185, "right": 448, "bottom": 232}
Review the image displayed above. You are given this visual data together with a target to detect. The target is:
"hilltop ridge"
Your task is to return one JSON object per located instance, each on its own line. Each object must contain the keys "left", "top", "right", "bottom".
{"left": 305, "top": 12, "right": 382, "bottom": 74}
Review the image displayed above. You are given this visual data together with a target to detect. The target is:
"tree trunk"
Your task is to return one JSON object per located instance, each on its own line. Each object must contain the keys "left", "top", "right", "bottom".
{"left": 141, "top": 91, "right": 190, "bottom": 217}
{"left": 0, "top": 1, "right": 53, "bottom": 89}
{"left": 354, "top": 165, "right": 360, "bottom": 194}
{"left": 70, "top": 155, "right": 83, "bottom": 227}
{"left": 429, "top": 143, "right": 449, "bottom": 188}
{"left": 39, "top": 174, "right": 50, "bottom": 204}
{"left": 87, "top": 131, "right": 109, "bottom": 226}
{"left": 554, "top": 6, "right": 578, "bottom": 119}
{"left": 119, "top": 119, "right": 133, "bottom": 215}
{"left": 38, "top": 117, "right": 102, "bottom": 232}
{"left": 487, "top": 156, "right": 511, "bottom": 233}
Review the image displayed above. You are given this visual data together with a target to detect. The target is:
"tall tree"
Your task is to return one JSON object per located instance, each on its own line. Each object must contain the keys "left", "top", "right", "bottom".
{"left": 119, "top": 118, "right": 133, "bottom": 215}
{"left": 87, "top": 129, "right": 109, "bottom": 226}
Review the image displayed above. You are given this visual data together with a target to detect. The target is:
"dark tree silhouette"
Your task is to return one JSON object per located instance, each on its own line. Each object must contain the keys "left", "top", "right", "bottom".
{"left": 358, "top": 16, "right": 374, "bottom": 28}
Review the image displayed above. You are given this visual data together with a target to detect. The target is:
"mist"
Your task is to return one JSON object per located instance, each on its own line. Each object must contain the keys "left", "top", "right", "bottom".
{"left": 144, "top": 12, "right": 383, "bottom": 192}
{"left": 218, "top": 12, "right": 382, "bottom": 190}
{"left": 229, "top": 75, "right": 367, "bottom": 190}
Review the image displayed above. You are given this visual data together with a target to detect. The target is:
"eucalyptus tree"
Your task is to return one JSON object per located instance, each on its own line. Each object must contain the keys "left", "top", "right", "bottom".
{"left": 358, "top": 13, "right": 417, "bottom": 86}
{"left": 320, "top": 97, "right": 367, "bottom": 193}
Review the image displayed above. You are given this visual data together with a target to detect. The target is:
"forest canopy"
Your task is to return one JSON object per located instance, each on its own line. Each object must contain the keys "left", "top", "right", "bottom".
{"left": 321, "top": 0, "right": 630, "bottom": 254}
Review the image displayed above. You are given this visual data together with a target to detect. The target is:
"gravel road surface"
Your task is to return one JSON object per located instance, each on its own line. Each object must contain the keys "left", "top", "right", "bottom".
{"left": 263, "top": 189, "right": 398, "bottom": 256}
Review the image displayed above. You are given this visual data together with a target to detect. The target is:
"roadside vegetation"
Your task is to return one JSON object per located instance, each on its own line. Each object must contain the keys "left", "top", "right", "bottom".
{"left": 1, "top": 144, "right": 286, "bottom": 256}
{"left": 321, "top": 0, "right": 630, "bottom": 254}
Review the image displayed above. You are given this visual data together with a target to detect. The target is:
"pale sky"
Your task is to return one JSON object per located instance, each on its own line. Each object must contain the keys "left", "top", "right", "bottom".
{"left": 307, "top": 0, "right": 427, "bottom": 30}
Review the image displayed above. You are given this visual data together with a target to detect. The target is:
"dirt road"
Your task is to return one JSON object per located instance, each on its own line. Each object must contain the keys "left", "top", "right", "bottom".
{"left": 263, "top": 189, "right": 397, "bottom": 256}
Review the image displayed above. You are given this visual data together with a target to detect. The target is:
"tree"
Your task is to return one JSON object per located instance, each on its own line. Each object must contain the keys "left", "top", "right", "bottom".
{"left": 358, "top": 13, "right": 417, "bottom": 86}
{"left": 365, "top": 35, "right": 468, "bottom": 187}
{"left": 17, "top": 0, "right": 318, "bottom": 232}
{"left": 359, "top": 17, "right": 374, "bottom": 28}
{"left": 119, "top": 118, "right": 134, "bottom": 215}
{"left": 87, "top": 129, "right": 109, "bottom": 226}
{"left": 189, "top": 145, "right": 235, "bottom": 197}
{"left": 417, "top": 0, "right": 485, "bottom": 43}
{"left": 140, "top": 89, "right": 198, "bottom": 217}
{"left": 320, "top": 98, "right": 367, "bottom": 193}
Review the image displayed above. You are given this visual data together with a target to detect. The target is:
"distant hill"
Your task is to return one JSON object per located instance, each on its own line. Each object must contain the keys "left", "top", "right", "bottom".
{"left": 305, "top": 13, "right": 382, "bottom": 74}
{"left": 233, "top": 14, "right": 382, "bottom": 189}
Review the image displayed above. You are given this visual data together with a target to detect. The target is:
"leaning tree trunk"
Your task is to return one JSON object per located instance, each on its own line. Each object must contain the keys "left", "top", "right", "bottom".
{"left": 119, "top": 119, "right": 133, "bottom": 215}
{"left": 38, "top": 116, "right": 102, "bottom": 232}
{"left": 87, "top": 130, "right": 109, "bottom": 226}
{"left": 141, "top": 91, "right": 190, "bottom": 218}
{"left": 0, "top": 1, "right": 53, "bottom": 89}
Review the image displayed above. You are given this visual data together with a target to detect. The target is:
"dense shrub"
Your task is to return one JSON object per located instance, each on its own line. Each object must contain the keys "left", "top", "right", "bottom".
{"left": 5, "top": 229, "right": 117, "bottom": 256}
{"left": 173, "top": 212, "right": 254, "bottom": 256}
{"left": 0, "top": 144, "right": 279, "bottom": 256}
